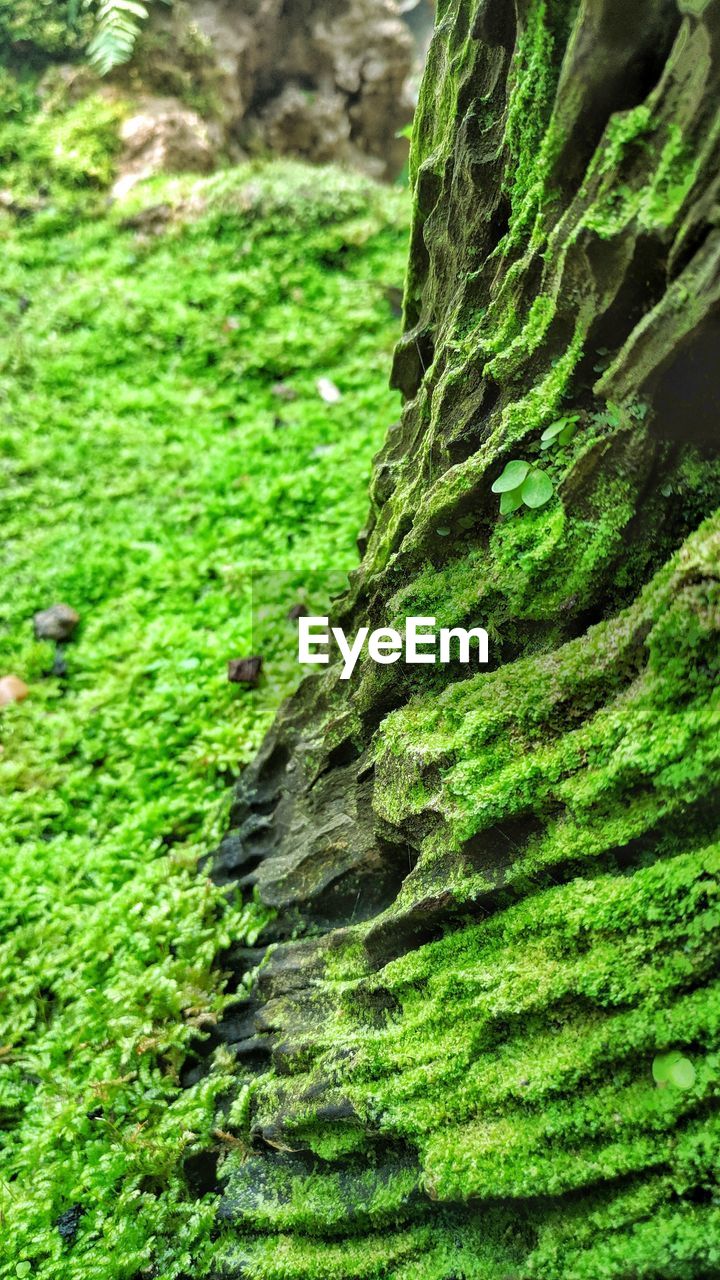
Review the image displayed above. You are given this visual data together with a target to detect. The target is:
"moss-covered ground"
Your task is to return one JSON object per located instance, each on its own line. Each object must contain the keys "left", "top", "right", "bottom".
{"left": 0, "top": 89, "right": 409, "bottom": 1275}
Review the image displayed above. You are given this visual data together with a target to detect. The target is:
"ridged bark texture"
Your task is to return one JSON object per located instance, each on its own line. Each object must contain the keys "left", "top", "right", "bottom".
{"left": 205, "top": 2, "right": 720, "bottom": 1275}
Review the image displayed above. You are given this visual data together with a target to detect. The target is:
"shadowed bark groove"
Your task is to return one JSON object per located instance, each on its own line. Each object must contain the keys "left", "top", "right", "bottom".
{"left": 206, "top": 2, "right": 720, "bottom": 1275}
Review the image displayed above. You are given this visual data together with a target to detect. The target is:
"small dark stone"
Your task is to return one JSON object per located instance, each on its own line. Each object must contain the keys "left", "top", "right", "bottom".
{"left": 18, "top": 295, "right": 31, "bottom": 313}
{"left": 34, "top": 603, "right": 80, "bottom": 642}
{"left": 287, "top": 603, "right": 308, "bottom": 621}
{"left": 228, "top": 656, "right": 263, "bottom": 687}
{"left": 56, "top": 1203, "right": 84, "bottom": 1244}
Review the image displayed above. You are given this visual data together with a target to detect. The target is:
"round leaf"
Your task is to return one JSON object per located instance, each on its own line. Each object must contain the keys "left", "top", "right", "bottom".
{"left": 500, "top": 488, "right": 524, "bottom": 515}
{"left": 558, "top": 423, "right": 578, "bottom": 446}
{"left": 668, "top": 1056, "right": 696, "bottom": 1090}
{"left": 520, "top": 468, "right": 554, "bottom": 508}
{"left": 652, "top": 1050, "right": 683, "bottom": 1085}
{"left": 540, "top": 419, "right": 566, "bottom": 443}
{"left": 492, "top": 460, "right": 530, "bottom": 493}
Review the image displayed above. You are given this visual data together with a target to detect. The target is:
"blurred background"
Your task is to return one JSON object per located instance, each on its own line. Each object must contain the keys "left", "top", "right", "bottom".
{"left": 1, "top": 0, "right": 436, "bottom": 199}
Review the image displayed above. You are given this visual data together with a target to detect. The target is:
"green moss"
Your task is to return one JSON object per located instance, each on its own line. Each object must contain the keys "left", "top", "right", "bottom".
{"left": 220, "top": 509, "right": 719, "bottom": 1274}
{"left": 501, "top": 0, "right": 576, "bottom": 248}
{"left": 0, "top": 90, "right": 126, "bottom": 205}
{"left": 580, "top": 113, "right": 701, "bottom": 240}
{"left": 483, "top": 292, "right": 555, "bottom": 381}
{"left": 4, "top": 2, "right": 720, "bottom": 1276}
{"left": 0, "top": 153, "right": 409, "bottom": 1279}
{"left": 0, "top": 0, "right": 91, "bottom": 56}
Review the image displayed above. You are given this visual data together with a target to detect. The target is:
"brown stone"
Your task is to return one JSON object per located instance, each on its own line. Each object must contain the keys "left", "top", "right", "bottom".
{"left": 112, "top": 97, "right": 219, "bottom": 199}
{"left": 228, "top": 656, "right": 263, "bottom": 687}
{"left": 0, "top": 676, "right": 29, "bottom": 708}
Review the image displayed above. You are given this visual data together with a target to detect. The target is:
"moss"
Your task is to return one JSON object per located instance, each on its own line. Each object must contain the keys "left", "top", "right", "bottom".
{"left": 0, "top": 0, "right": 91, "bottom": 56}
{"left": 500, "top": 0, "right": 578, "bottom": 249}
{"left": 6, "top": 1, "right": 720, "bottom": 1277}
{"left": 483, "top": 292, "right": 555, "bottom": 381}
{"left": 0, "top": 142, "right": 409, "bottom": 1279}
{"left": 0, "top": 89, "right": 127, "bottom": 206}
{"left": 581, "top": 114, "right": 702, "bottom": 240}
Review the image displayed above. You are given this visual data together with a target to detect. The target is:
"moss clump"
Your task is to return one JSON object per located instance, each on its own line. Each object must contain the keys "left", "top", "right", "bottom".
{"left": 0, "top": 0, "right": 91, "bottom": 57}
{"left": 0, "top": 80, "right": 127, "bottom": 213}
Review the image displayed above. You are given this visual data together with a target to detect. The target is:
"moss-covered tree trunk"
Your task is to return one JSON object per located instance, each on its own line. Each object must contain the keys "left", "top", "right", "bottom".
{"left": 207, "top": 2, "right": 720, "bottom": 1274}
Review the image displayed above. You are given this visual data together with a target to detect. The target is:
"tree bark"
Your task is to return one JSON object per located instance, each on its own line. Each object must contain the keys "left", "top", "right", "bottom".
{"left": 207, "top": 2, "right": 720, "bottom": 1274}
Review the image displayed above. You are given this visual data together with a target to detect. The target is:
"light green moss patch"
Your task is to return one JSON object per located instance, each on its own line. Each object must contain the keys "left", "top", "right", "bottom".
{"left": 0, "top": 139, "right": 409, "bottom": 1280}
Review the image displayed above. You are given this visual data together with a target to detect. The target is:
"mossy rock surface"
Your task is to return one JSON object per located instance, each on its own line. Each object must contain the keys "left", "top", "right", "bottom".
{"left": 208, "top": 1, "right": 720, "bottom": 1276}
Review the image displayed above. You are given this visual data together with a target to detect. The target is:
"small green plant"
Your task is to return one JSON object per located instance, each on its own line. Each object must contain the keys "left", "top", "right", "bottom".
{"left": 492, "top": 459, "right": 554, "bottom": 513}
{"left": 595, "top": 400, "right": 623, "bottom": 429}
{"left": 86, "top": 0, "right": 165, "bottom": 74}
{"left": 652, "top": 1050, "right": 696, "bottom": 1090}
{"left": 540, "top": 413, "right": 579, "bottom": 449}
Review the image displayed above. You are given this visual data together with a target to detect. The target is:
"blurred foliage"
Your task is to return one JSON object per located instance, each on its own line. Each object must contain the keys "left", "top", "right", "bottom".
{"left": 0, "top": 0, "right": 92, "bottom": 57}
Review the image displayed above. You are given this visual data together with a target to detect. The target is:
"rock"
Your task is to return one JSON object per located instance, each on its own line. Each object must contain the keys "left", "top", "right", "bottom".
{"left": 112, "top": 97, "right": 219, "bottom": 199}
{"left": 55, "top": 1203, "right": 84, "bottom": 1244}
{"left": 33, "top": 603, "right": 80, "bottom": 642}
{"left": 0, "top": 676, "right": 29, "bottom": 708}
{"left": 183, "top": 0, "right": 259, "bottom": 129}
{"left": 203, "top": 1, "right": 720, "bottom": 1265}
{"left": 228, "top": 656, "right": 263, "bottom": 687}
{"left": 127, "top": 0, "right": 414, "bottom": 181}
{"left": 260, "top": 86, "right": 354, "bottom": 169}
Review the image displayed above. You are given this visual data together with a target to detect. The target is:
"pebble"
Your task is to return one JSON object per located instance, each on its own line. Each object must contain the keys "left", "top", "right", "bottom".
{"left": 33, "top": 603, "right": 80, "bottom": 642}
{"left": 0, "top": 675, "right": 29, "bottom": 707}
{"left": 227, "top": 656, "right": 263, "bottom": 687}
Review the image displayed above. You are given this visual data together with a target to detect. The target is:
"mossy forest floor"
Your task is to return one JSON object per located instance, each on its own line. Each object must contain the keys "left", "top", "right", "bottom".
{"left": 0, "top": 153, "right": 409, "bottom": 1276}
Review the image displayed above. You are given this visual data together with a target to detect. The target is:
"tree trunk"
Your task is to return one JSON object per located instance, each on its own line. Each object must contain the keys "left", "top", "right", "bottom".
{"left": 208, "top": 2, "right": 720, "bottom": 1274}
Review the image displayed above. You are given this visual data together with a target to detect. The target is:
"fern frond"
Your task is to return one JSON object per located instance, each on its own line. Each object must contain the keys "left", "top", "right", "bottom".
{"left": 86, "top": 0, "right": 149, "bottom": 75}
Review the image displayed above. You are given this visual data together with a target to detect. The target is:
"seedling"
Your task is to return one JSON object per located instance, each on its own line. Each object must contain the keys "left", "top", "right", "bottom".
{"left": 540, "top": 414, "right": 579, "bottom": 449}
{"left": 492, "top": 460, "right": 554, "bottom": 513}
